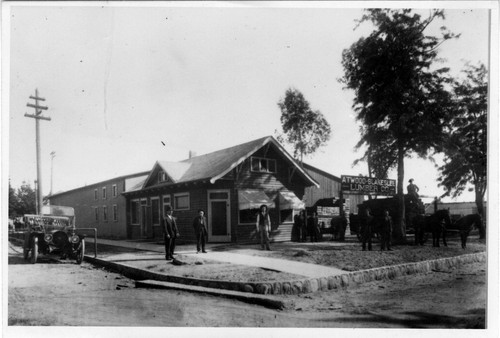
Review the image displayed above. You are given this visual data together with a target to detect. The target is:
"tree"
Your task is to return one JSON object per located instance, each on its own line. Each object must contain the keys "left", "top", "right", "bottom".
{"left": 277, "top": 88, "right": 331, "bottom": 163}
{"left": 15, "top": 181, "right": 36, "bottom": 216}
{"left": 340, "top": 9, "right": 457, "bottom": 242}
{"left": 437, "top": 63, "right": 487, "bottom": 236}
{"left": 8, "top": 180, "right": 20, "bottom": 218}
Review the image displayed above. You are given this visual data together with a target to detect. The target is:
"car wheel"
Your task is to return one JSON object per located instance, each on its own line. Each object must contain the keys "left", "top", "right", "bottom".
{"left": 76, "top": 239, "right": 85, "bottom": 265}
{"left": 30, "top": 237, "right": 38, "bottom": 264}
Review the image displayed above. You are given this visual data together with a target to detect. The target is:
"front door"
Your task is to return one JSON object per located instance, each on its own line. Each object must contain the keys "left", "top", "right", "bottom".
{"left": 207, "top": 190, "right": 231, "bottom": 242}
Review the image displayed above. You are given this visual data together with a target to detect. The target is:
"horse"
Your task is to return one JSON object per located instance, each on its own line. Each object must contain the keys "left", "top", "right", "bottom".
{"left": 454, "top": 214, "right": 483, "bottom": 249}
{"left": 413, "top": 209, "right": 451, "bottom": 247}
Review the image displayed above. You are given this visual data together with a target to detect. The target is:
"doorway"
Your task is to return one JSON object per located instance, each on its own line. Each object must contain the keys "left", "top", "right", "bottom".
{"left": 207, "top": 190, "right": 231, "bottom": 242}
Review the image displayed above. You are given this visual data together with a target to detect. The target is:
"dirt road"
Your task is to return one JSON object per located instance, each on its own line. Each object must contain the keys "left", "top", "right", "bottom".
{"left": 7, "top": 241, "right": 486, "bottom": 328}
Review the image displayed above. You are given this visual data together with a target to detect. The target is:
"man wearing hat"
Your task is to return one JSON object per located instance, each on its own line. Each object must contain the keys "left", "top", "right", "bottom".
{"left": 162, "top": 205, "right": 180, "bottom": 260}
{"left": 407, "top": 178, "right": 420, "bottom": 205}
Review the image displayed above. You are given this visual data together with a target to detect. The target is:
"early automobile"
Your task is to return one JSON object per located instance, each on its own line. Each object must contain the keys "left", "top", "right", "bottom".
{"left": 23, "top": 206, "right": 85, "bottom": 264}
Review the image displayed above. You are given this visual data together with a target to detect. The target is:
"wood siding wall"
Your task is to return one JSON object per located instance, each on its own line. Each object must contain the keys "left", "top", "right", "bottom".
{"left": 232, "top": 147, "right": 309, "bottom": 243}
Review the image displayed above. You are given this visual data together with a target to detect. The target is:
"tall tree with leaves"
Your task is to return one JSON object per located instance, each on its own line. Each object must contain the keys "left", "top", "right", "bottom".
{"left": 277, "top": 88, "right": 331, "bottom": 163}
{"left": 438, "top": 63, "right": 487, "bottom": 235}
{"left": 340, "top": 9, "right": 457, "bottom": 242}
{"left": 9, "top": 180, "right": 20, "bottom": 218}
{"left": 15, "top": 181, "right": 36, "bottom": 216}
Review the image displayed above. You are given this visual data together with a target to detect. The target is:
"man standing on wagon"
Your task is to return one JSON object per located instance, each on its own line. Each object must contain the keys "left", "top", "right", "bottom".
{"left": 407, "top": 178, "right": 420, "bottom": 205}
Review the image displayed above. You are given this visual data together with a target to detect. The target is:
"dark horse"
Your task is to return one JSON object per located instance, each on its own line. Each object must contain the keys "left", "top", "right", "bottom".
{"left": 454, "top": 214, "right": 483, "bottom": 249}
{"left": 414, "top": 209, "right": 452, "bottom": 247}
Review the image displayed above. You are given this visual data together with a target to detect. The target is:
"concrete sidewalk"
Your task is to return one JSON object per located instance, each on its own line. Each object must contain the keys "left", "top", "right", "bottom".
{"left": 86, "top": 237, "right": 346, "bottom": 278}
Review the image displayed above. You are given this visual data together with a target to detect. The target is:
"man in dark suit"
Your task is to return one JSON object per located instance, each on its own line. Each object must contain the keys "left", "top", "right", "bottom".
{"left": 162, "top": 205, "right": 180, "bottom": 260}
{"left": 192, "top": 209, "right": 208, "bottom": 253}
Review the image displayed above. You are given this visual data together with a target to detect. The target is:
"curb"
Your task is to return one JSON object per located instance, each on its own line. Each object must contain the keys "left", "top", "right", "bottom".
{"left": 135, "top": 280, "right": 287, "bottom": 310}
{"left": 84, "top": 251, "right": 486, "bottom": 296}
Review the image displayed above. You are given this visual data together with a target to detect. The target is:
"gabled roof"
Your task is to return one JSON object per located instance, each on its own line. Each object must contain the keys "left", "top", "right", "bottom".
{"left": 138, "top": 136, "right": 319, "bottom": 190}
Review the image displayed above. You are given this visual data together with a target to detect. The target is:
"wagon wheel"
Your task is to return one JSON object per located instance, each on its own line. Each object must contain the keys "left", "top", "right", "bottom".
{"left": 30, "top": 237, "right": 38, "bottom": 264}
{"left": 76, "top": 239, "right": 85, "bottom": 265}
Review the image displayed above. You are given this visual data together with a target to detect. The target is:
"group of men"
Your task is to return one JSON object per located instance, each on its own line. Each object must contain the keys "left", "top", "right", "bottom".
{"left": 162, "top": 206, "right": 208, "bottom": 261}
{"left": 161, "top": 178, "right": 419, "bottom": 257}
{"left": 292, "top": 210, "right": 322, "bottom": 242}
{"left": 358, "top": 178, "right": 420, "bottom": 251}
{"left": 359, "top": 208, "right": 393, "bottom": 251}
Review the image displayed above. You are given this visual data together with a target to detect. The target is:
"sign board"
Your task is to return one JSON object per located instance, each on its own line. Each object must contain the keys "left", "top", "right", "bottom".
{"left": 341, "top": 175, "right": 396, "bottom": 196}
{"left": 41, "top": 205, "right": 75, "bottom": 217}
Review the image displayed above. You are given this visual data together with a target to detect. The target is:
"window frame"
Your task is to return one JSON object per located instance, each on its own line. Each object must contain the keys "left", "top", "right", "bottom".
{"left": 250, "top": 156, "right": 277, "bottom": 173}
{"left": 112, "top": 184, "right": 117, "bottom": 198}
{"left": 173, "top": 192, "right": 190, "bottom": 211}
{"left": 151, "top": 197, "right": 160, "bottom": 226}
{"left": 158, "top": 171, "right": 170, "bottom": 183}
{"left": 103, "top": 205, "right": 108, "bottom": 222}
{"left": 162, "top": 195, "right": 172, "bottom": 217}
{"left": 94, "top": 189, "right": 98, "bottom": 201}
{"left": 113, "top": 204, "right": 118, "bottom": 222}
{"left": 102, "top": 187, "right": 107, "bottom": 200}
{"left": 94, "top": 206, "right": 99, "bottom": 222}
{"left": 130, "top": 199, "right": 140, "bottom": 225}
{"left": 279, "top": 208, "right": 300, "bottom": 224}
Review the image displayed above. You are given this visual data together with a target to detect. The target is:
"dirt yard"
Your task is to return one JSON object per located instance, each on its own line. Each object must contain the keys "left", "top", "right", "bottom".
{"left": 141, "top": 233, "right": 487, "bottom": 282}
{"left": 7, "top": 240, "right": 487, "bottom": 328}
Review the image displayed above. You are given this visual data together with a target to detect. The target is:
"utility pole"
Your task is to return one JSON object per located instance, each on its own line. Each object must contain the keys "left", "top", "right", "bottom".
{"left": 25, "top": 89, "right": 50, "bottom": 215}
{"left": 50, "top": 151, "right": 56, "bottom": 196}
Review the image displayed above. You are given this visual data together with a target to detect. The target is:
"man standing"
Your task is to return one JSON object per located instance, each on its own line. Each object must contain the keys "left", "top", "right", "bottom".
{"left": 256, "top": 204, "right": 271, "bottom": 251}
{"left": 162, "top": 205, "right": 179, "bottom": 260}
{"left": 380, "top": 209, "right": 393, "bottom": 251}
{"left": 360, "top": 207, "right": 373, "bottom": 251}
{"left": 192, "top": 209, "right": 208, "bottom": 253}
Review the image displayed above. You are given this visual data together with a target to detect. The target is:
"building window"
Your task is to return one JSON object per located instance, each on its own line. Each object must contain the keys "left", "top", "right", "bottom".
{"left": 94, "top": 207, "right": 99, "bottom": 221}
{"left": 174, "top": 193, "right": 190, "bottom": 211}
{"left": 251, "top": 157, "right": 276, "bottom": 173}
{"left": 158, "top": 171, "right": 170, "bottom": 183}
{"left": 103, "top": 206, "right": 108, "bottom": 222}
{"left": 102, "top": 187, "right": 107, "bottom": 200}
{"left": 280, "top": 209, "right": 299, "bottom": 224}
{"left": 239, "top": 208, "right": 259, "bottom": 224}
{"left": 94, "top": 189, "right": 98, "bottom": 200}
{"left": 131, "top": 199, "right": 140, "bottom": 225}
{"left": 113, "top": 205, "right": 118, "bottom": 222}
{"left": 151, "top": 198, "right": 160, "bottom": 225}
{"left": 162, "top": 195, "right": 171, "bottom": 217}
{"left": 112, "top": 184, "right": 117, "bottom": 198}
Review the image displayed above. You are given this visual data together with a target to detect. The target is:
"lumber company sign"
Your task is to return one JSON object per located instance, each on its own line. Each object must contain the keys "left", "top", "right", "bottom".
{"left": 341, "top": 175, "right": 396, "bottom": 196}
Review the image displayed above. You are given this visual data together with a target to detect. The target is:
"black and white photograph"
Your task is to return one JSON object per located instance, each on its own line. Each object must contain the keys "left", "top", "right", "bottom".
{"left": 2, "top": 1, "right": 499, "bottom": 337}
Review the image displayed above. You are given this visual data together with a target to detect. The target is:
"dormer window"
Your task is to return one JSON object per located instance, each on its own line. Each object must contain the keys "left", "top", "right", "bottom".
{"left": 158, "top": 171, "right": 170, "bottom": 183}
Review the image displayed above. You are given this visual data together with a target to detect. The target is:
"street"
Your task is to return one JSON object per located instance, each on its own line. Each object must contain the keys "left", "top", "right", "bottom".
{"left": 7, "top": 241, "right": 486, "bottom": 329}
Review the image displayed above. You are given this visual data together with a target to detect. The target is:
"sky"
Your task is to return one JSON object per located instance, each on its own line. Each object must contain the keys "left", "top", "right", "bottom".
{"left": 2, "top": 2, "right": 494, "bottom": 204}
